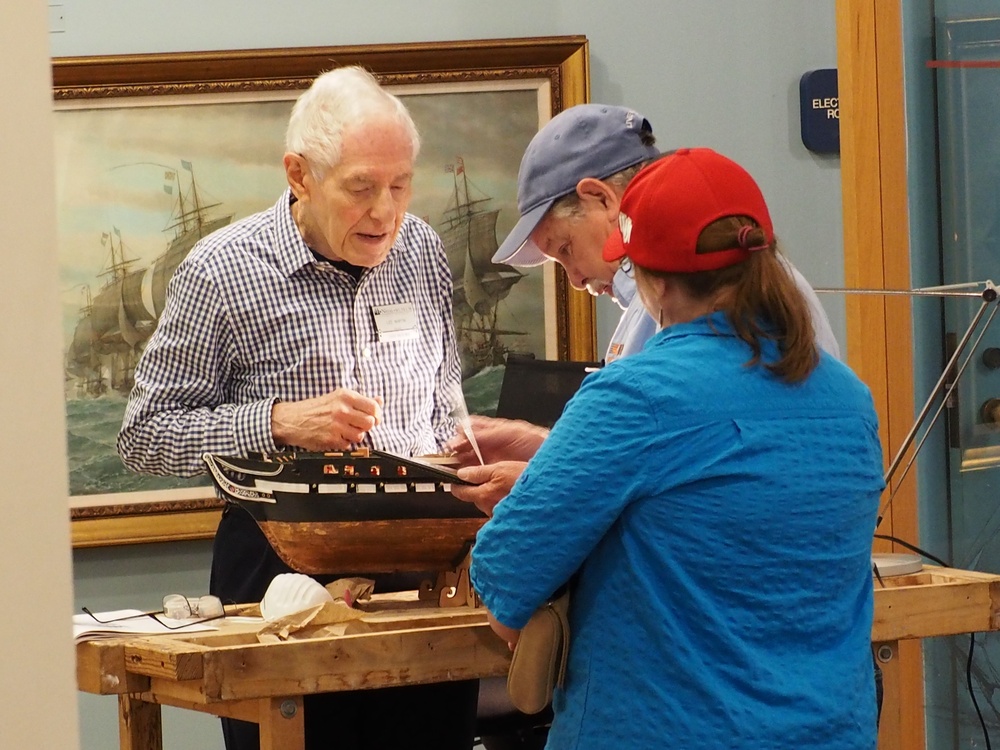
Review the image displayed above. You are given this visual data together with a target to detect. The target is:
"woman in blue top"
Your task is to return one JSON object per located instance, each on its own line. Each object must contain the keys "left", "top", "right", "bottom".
{"left": 469, "top": 148, "right": 884, "bottom": 749}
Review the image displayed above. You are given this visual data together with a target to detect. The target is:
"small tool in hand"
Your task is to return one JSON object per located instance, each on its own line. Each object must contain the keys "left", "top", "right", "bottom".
{"left": 452, "top": 385, "right": 485, "bottom": 465}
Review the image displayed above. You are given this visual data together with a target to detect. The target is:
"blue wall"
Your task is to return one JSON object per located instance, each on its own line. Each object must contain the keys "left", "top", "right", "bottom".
{"left": 57, "top": 3, "right": 841, "bottom": 746}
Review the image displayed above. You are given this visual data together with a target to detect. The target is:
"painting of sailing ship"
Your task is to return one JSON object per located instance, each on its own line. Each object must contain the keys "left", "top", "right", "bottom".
{"left": 407, "top": 88, "right": 548, "bottom": 400}
{"left": 66, "top": 164, "right": 233, "bottom": 399}
{"left": 56, "top": 95, "right": 295, "bottom": 500}
{"left": 439, "top": 157, "right": 526, "bottom": 378}
{"left": 57, "top": 85, "right": 548, "bottom": 502}
{"left": 61, "top": 159, "right": 252, "bottom": 498}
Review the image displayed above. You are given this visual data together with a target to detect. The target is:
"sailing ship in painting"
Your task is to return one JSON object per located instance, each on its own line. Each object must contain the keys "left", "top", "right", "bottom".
{"left": 437, "top": 157, "right": 526, "bottom": 378}
{"left": 65, "top": 162, "right": 233, "bottom": 398}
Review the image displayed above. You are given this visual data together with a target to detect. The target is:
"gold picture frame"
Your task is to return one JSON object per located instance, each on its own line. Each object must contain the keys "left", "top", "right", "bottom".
{"left": 57, "top": 37, "right": 594, "bottom": 548}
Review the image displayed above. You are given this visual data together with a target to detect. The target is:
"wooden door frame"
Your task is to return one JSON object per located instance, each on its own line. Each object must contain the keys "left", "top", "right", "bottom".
{"left": 836, "top": 1, "right": 923, "bottom": 748}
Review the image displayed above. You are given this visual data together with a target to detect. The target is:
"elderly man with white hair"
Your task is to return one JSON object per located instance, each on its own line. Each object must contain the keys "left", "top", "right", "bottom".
{"left": 119, "top": 66, "right": 474, "bottom": 750}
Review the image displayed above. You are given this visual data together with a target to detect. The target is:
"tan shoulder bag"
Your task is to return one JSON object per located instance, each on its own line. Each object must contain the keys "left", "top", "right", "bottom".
{"left": 506, "top": 588, "right": 571, "bottom": 715}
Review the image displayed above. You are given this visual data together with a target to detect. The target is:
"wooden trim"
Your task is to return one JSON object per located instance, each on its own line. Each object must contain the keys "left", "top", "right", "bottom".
{"left": 554, "top": 40, "right": 597, "bottom": 361}
{"left": 873, "top": 2, "right": 919, "bottom": 547}
{"left": 836, "top": 1, "right": 888, "bottom": 476}
{"left": 836, "top": 1, "right": 922, "bottom": 747}
{"left": 71, "top": 510, "right": 221, "bottom": 548}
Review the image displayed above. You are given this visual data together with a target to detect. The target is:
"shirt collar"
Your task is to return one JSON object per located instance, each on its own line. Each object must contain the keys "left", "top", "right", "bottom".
{"left": 272, "top": 188, "right": 402, "bottom": 279}
{"left": 649, "top": 311, "right": 741, "bottom": 349}
{"left": 611, "top": 265, "right": 636, "bottom": 310}
{"left": 272, "top": 189, "right": 317, "bottom": 277}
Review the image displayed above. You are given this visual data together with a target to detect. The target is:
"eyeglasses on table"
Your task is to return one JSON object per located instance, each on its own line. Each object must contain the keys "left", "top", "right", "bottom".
{"left": 81, "top": 594, "right": 227, "bottom": 630}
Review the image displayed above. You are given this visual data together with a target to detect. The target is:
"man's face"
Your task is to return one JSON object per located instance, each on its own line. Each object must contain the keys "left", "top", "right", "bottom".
{"left": 289, "top": 118, "right": 414, "bottom": 267}
{"left": 530, "top": 204, "right": 620, "bottom": 298}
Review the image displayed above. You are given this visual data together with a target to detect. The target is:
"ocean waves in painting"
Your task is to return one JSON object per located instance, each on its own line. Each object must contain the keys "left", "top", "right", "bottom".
{"left": 65, "top": 396, "right": 209, "bottom": 497}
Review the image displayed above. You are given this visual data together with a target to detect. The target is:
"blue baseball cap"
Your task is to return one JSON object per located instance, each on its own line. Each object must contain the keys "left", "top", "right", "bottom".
{"left": 493, "top": 104, "right": 660, "bottom": 266}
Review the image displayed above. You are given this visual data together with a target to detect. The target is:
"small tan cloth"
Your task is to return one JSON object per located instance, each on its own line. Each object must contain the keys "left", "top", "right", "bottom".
{"left": 506, "top": 589, "right": 570, "bottom": 714}
{"left": 325, "top": 577, "right": 376, "bottom": 607}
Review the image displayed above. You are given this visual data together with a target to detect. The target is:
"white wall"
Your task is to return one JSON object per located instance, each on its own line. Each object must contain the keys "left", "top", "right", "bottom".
{"left": 1, "top": 4, "right": 81, "bottom": 749}
{"left": 51, "top": 3, "right": 842, "bottom": 747}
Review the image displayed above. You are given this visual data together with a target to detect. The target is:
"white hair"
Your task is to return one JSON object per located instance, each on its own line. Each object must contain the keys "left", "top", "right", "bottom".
{"left": 285, "top": 66, "right": 420, "bottom": 176}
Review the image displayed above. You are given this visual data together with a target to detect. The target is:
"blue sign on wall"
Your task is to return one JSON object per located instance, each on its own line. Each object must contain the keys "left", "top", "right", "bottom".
{"left": 799, "top": 68, "right": 839, "bottom": 155}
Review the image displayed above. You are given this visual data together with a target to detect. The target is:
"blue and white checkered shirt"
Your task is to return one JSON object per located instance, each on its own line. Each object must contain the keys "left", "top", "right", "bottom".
{"left": 118, "top": 189, "right": 463, "bottom": 477}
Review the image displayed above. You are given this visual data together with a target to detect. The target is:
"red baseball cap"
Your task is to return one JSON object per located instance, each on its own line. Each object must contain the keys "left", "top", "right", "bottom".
{"left": 603, "top": 147, "right": 774, "bottom": 273}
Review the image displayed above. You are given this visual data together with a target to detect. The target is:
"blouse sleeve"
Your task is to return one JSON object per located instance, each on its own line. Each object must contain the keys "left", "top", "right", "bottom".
{"left": 469, "top": 362, "right": 677, "bottom": 628}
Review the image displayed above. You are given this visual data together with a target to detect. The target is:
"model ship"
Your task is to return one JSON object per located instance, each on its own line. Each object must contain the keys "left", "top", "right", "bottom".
{"left": 203, "top": 448, "right": 487, "bottom": 575}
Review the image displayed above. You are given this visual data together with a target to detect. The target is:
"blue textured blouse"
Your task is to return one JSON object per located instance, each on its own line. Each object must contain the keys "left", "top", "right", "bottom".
{"left": 471, "top": 313, "right": 883, "bottom": 749}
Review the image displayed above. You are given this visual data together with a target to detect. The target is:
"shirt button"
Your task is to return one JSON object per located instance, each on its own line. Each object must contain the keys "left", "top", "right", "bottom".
{"left": 362, "top": 347, "right": 372, "bottom": 358}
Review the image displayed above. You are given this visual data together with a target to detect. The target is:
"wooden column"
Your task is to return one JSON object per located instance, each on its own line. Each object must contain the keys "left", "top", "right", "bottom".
{"left": 836, "top": 1, "right": 922, "bottom": 748}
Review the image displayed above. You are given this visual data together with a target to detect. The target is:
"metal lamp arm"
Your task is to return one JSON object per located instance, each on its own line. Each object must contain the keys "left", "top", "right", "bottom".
{"left": 815, "top": 281, "right": 999, "bottom": 528}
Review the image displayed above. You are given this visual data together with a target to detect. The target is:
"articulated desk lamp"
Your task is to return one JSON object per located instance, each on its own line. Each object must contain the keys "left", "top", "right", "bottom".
{"left": 816, "top": 280, "right": 1000, "bottom": 577}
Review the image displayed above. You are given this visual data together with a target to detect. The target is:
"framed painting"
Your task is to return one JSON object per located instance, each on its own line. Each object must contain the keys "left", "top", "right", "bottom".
{"left": 55, "top": 37, "right": 595, "bottom": 548}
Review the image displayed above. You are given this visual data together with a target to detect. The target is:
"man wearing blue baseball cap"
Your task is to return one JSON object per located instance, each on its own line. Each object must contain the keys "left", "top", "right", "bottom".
{"left": 450, "top": 104, "right": 840, "bottom": 515}
{"left": 493, "top": 103, "right": 662, "bottom": 364}
{"left": 495, "top": 103, "right": 839, "bottom": 364}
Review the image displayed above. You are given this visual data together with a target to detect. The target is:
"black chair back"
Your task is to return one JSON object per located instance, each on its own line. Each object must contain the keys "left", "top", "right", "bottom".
{"left": 495, "top": 354, "right": 602, "bottom": 428}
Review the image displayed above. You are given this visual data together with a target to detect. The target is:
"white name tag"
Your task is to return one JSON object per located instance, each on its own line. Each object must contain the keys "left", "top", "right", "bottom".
{"left": 372, "top": 303, "right": 419, "bottom": 342}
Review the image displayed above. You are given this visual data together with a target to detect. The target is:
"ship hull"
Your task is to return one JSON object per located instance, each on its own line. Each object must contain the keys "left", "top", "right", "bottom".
{"left": 204, "top": 450, "right": 487, "bottom": 575}
{"left": 246, "top": 518, "right": 483, "bottom": 575}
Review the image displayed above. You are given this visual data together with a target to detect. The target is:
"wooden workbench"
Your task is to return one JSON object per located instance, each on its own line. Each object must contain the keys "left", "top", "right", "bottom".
{"left": 872, "top": 566, "right": 1000, "bottom": 750}
{"left": 76, "top": 566, "right": 1000, "bottom": 750}
{"left": 76, "top": 592, "right": 511, "bottom": 750}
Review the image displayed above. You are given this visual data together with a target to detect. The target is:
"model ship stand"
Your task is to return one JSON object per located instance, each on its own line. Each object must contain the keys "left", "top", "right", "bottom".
{"left": 418, "top": 549, "right": 481, "bottom": 609}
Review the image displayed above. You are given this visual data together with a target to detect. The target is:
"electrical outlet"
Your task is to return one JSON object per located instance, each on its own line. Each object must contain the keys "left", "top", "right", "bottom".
{"left": 49, "top": 4, "right": 65, "bottom": 34}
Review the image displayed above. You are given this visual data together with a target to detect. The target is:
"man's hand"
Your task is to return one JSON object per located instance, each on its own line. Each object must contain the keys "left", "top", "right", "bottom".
{"left": 446, "top": 415, "right": 548, "bottom": 466}
{"left": 450, "top": 460, "right": 527, "bottom": 516}
{"left": 270, "top": 389, "right": 383, "bottom": 451}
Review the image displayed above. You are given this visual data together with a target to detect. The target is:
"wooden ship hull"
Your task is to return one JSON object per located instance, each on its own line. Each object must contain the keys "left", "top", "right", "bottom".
{"left": 203, "top": 449, "right": 487, "bottom": 575}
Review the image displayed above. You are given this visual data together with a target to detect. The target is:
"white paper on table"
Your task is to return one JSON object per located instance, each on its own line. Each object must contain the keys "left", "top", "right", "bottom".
{"left": 73, "top": 608, "right": 218, "bottom": 643}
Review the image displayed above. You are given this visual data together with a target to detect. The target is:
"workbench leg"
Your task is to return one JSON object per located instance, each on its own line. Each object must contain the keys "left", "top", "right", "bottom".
{"left": 118, "top": 693, "right": 163, "bottom": 750}
{"left": 258, "top": 696, "right": 305, "bottom": 750}
{"left": 874, "top": 641, "right": 900, "bottom": 750}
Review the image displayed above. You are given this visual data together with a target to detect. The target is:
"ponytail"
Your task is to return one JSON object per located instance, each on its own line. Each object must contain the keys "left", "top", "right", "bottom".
{"left": 638, "top": 217, "right": 819, "bottom": 383}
